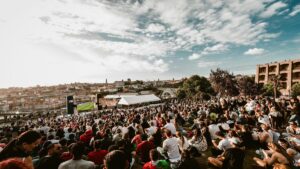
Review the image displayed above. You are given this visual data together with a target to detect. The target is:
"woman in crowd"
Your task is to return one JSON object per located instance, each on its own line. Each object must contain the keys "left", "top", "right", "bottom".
{"left": 188, "top": 127, "right": 207, "bottom": 153}
{"left": 0, "top": 130, "right": 41, "bottom": 169}
{"left": 175, "top": 131, "right": 189, "bottom": 153}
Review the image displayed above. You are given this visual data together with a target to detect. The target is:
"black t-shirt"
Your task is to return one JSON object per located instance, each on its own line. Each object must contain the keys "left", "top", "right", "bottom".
{"left": 222, "top": 148, "right": 245, "bottom": 169}
{"left": 178, "top": 157, "right": 204, "bottom": 169}
{"left": 35, "top": 155, "right": 62, "bottom": 169}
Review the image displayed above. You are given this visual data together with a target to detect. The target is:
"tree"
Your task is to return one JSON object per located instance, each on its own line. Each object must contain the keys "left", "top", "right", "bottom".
{"left": 269, "top": 75, "right": 282, "bottom": 98}
{"left": 177, "top": 89, "right": 186, "bottom": 100}
{"left": 237, "top": 75, "right": 261, "bottom": 96}
{"left": 177, "top": 75, "right": 215, "bottom": 99}
{"left": 209, "top": 68, "right": 239, "bottom": 97}
{"left": 262, "top": 83, "right": 281, "bottom": 97}
{"left": 291, "top": 83, "right": 300, "bottom": 97}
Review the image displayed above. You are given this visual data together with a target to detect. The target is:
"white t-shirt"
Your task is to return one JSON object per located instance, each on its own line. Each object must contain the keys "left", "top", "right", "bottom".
{"left": 164, "top": 123, "right": 176, "bottom": 135}
{"left": 217, "top": 138, "right": 232, "bottom": 151}
{"left": 177, "top": 136, "right": 189, "bottom": 152}
{"left": 208, "top": 124, "right": 220, "bottom": 140}
{"left": 146, "top": 126, "right": 157, "bottom": 136}
{"left": 163, "top": 137, "right": 181, "bottom": 160}
{"left": 258, "top": 115, "right": 271, "bottom": 126}
{"left": 58, "top": 159, "right": 95, "bottom": 169}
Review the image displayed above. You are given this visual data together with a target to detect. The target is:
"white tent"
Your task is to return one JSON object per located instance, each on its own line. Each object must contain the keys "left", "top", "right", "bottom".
{"left": 118, "top": 94, "right": 161, "bottom": 105}
{"left": 104, "top": 93, "right": 138, "bottom": 99}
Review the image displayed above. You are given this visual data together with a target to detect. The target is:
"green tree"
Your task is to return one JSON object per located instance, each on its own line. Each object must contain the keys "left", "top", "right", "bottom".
{"left": 262, "top": 83, "right": 281, "bottom": 97}
{"left": 269, "top": 75, "right": 282, "bottom": 98}
{"left": 237, "top": 75, "right": 261, "bottom": 96}
{"left": 291, "top": 83, "right": 300, "bottom": 97}
{"left": 177, "top": 89, "right": 186, "bottom": 100}
{"left": 177, "top": 75, "right": 215, "bottom": 100}
{"left": 209, "top": 68, "right": 239, "bottom": 97}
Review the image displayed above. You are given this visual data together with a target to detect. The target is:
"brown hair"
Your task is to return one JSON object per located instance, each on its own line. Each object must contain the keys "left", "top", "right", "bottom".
{"left": 0, "top": 158, "right": 31, "bottom": 169}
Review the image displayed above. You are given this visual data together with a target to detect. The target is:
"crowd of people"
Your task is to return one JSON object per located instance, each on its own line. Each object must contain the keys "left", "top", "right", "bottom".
{"left": 0, "top": 96, "right": 299, "bottom": 169}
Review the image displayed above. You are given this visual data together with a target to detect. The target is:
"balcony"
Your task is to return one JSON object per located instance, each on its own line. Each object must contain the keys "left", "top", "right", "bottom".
{"left": 280, "top": 73, "right": 288, "bottom": 81}
{"left": 269, "top": 66, "right": 277, "bottom": 73}
{"left": 280, "top": 82, "right": 287, "bottom": 89}
{"left": 259, "top": 67, "right": 266, "bottom": 74}
{"left": 293, "top": 72, "right": 300, "bottom": 80}
{"left": 259, "top": 75, "right": 265, "bottom": 81}
{"left": 293, "top": 62, "right": 300, "bottom": 70}
{"left": 280, "top": 64, "right": 289, "bottom": 72}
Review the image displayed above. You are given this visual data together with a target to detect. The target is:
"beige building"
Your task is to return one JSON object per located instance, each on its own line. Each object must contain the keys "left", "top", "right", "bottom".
{"left": 255, "top": 59, "right": 300, "bottom": 95}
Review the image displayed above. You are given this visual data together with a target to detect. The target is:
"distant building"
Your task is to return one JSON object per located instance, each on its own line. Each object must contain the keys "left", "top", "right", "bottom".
{"left": 160, "top": 88, "right": 177, "bottom": 99}
{"left": 255, "top": 59, "right": 300, "bottom": 95}
{"left": 114, "top": 81, "right": 125, "bottom": 88}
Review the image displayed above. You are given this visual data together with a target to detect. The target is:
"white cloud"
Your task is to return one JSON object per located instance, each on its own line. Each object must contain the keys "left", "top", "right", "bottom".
{"left": 259, "top": 1, "right": 287, "bottom": 18}
{"left": 289, "top": 5, "right": 300, "bottom": 17}
{"left": 244, "top": 48, "right": 266, "bottom": 55}
{"left": 0, "top": 0, "right": 290, "bottom": 87}
{"left": 201, "top": 44, "right": 228, "bottom": 55}
{"left": 188, "top": 53, "right": 202, "bottom": 60}
{"left": 146, "top": 23, "right": 166, "bottom": 33}
{"left": 197, "top": 61, "right": 220, "bottom": 68}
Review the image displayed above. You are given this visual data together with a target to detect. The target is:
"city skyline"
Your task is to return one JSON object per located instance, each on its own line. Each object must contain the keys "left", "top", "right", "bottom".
{"left": 1, "top": 0, "right": 300, "bottom": 88}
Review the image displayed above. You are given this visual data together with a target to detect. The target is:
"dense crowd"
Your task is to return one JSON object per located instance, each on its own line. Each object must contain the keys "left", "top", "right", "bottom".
{"left": 0, "top": 96, "right": 299, "bottom": 169}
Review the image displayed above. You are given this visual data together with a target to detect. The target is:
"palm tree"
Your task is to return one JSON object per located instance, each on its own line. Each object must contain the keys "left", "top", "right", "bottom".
{"left": 269, "top": 75, "right": 281, "bottom": 98}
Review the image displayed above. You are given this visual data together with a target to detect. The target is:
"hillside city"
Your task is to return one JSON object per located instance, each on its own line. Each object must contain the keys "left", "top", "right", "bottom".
{"left": 0, "top": 79, "right": 181, "bottom": 113}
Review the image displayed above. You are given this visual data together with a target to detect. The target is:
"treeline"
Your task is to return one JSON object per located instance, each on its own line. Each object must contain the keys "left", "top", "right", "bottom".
{"left": 177, "top": 68, "right": 300, "bottom": 99}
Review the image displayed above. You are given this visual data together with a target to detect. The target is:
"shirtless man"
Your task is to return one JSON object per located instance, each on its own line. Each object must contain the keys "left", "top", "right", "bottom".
{"left": 253, "top": 142, "right": 291, "bottom": 168}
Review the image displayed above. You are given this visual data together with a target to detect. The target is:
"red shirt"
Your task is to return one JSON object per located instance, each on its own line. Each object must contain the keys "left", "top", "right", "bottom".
{"left": 143, "top": 162, "right": 156, "bottom": 169}
{"left": 60, "top": 152, "right": 73, "bottom": 161}
{"left": 136, "top": 141, "right": 154, "bottom": 162}
{"left": 88, "top": 149, "right": 108, "bottom": 165}
{"left": 132, "top": 134, "right": 142, "bottom": 145}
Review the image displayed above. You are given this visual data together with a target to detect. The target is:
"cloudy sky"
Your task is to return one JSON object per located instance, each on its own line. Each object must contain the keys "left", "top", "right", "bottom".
{"left": 1, "top": 0, "right": 300, "bottom": 88}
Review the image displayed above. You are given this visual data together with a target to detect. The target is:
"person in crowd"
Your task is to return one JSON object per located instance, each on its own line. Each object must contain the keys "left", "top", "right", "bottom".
{"left": 143, "top": 149, "right": 170, "bottom": 169}
{"left": 175, "top": 131, "right": 189, "bottom": 153}
{"left": 59, "top": 138, "right": 69, "bottom": 153}
{"left": 136, "top": 134, "right": 154, "bottom": 163}
{"left": 278, "top": 138, "right": 291, "bottom": 150}
{"left": 177, "top": 147, "right": 205, "bottom": 169}
{"left": 253, "top": 142, "right": 293, "bottom": 168}
{"left": 162, "top": 129, "right": 181, "bottom": 168}
{"left": 163, "top": 119, "right": 176, "bottom": 135}
{"left": 2, "top": 95, "right": 300, "bottom": 169}
{"left": 103, "top": 150, "right": 129, "bottom": 169}
{"left": 258, "top": 124, "right": 273, "bottom": 149}
{"left": 132, "top": 130, "right": 143, "bottom": 146}
{"left": 189, "top": 127, "right": 207, "bottom": 153}
{"left": 87, "top": 140, "right": 108, "bottom": 166}
{"left": 211, "top": 131, "right": 232, "bottom": 156}
{"left": 286, "top": 148, "right": 300, "bottom": 167}
{"left": 0, "top": 158, "right": 32, "bottom": 169}
{"left": 0, "top": 130, "right": 41, "bottom": 169}
{"left": 35, "top": 142, "right": 63, "bottom": 169}
{"left": 145, "top": 122, "right": 157, "bottom": 137}
{"left": 112, "top": 128, "right": 123, "bottom": 143}
{"left": 80, "top": 130, "right": 93, "bottom": 146}
{"left": 286, "top": 121, "right": 300, "bottom": 136}
{"left": 288, "top": 98, "right": 300, "bottom": 125}
{"left": 58, "top": 142, "right": 95, "bottom": 169}
{"left": 208, "top": 138, "right": 245, "bottom": 169}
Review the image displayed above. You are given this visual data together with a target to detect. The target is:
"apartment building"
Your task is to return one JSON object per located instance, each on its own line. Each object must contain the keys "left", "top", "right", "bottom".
{"left": 255, "top": 59, "right": 300, "bottom": 95}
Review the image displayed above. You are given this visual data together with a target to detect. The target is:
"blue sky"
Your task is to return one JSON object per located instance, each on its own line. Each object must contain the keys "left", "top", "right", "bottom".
{"left": 1, "top": 0, "right": 300, "bottom": 88}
